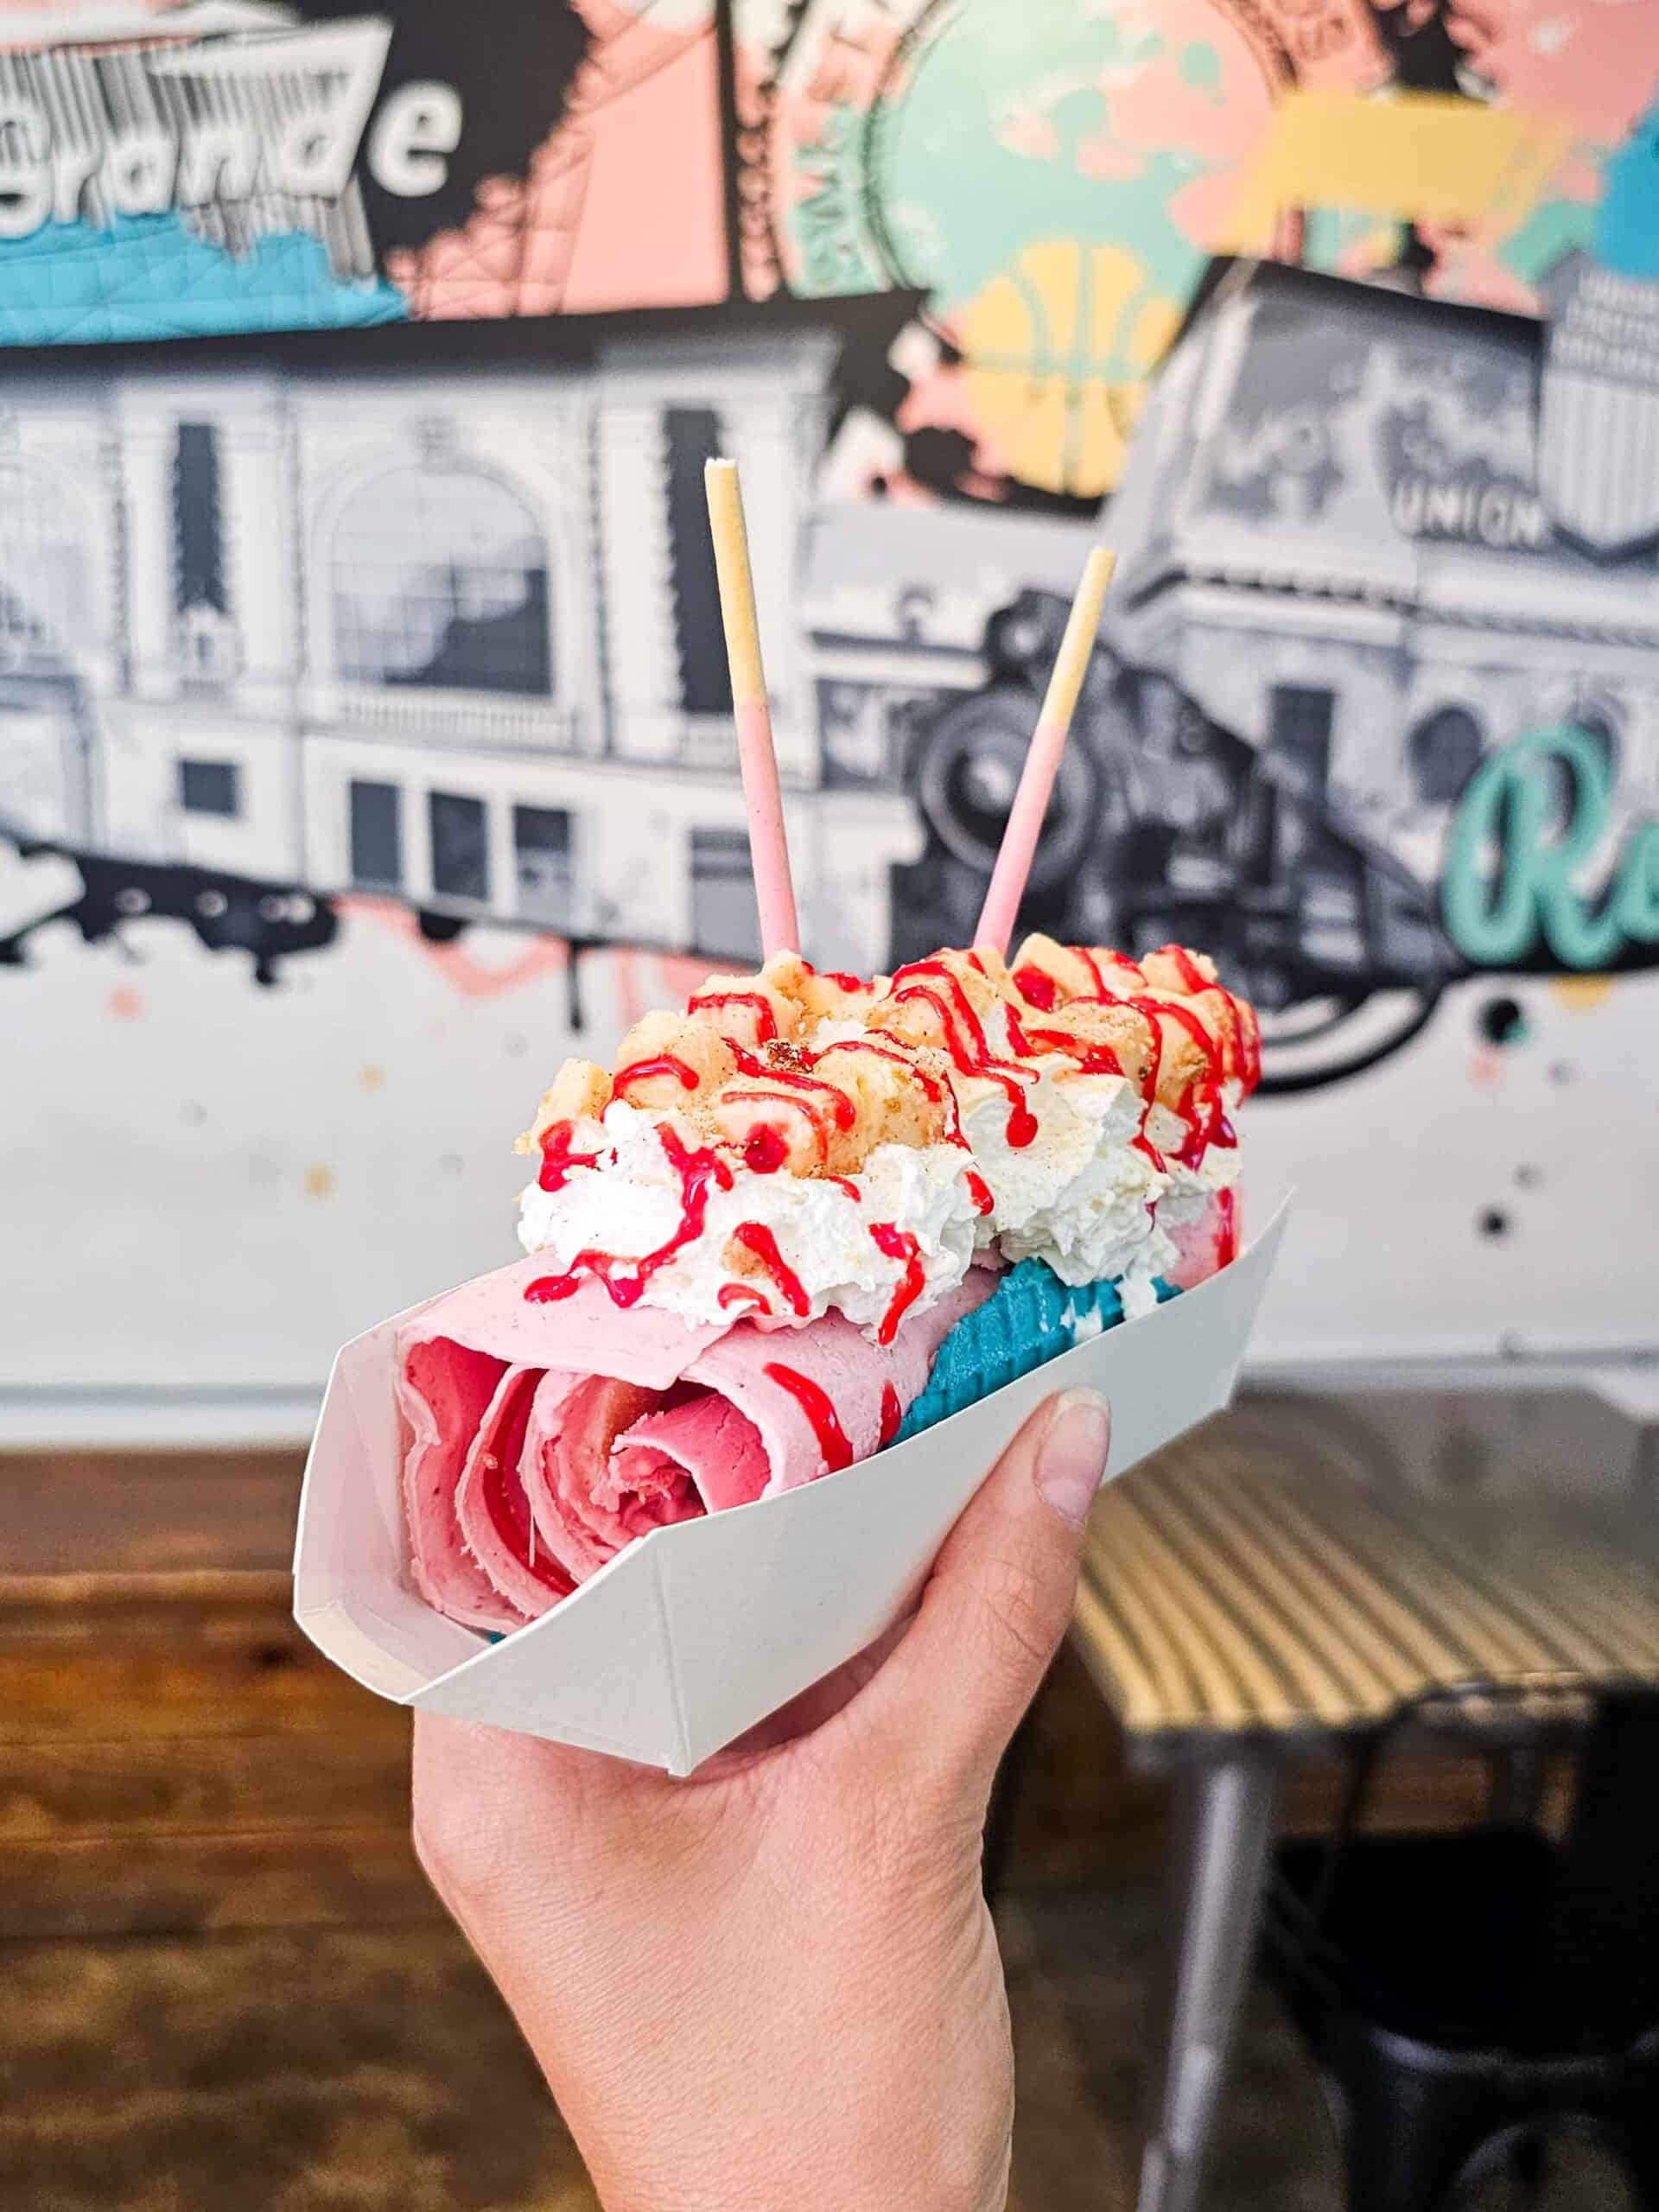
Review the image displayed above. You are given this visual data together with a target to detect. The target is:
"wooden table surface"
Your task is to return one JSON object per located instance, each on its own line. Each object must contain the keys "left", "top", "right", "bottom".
{"left": 1075, "top": 1430, "right": 1659, "bottom": 1755}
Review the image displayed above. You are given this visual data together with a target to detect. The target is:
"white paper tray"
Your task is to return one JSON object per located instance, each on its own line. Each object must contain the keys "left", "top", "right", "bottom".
{"left": 293, "top": 1204, "right": 1287, "bottom": 1772}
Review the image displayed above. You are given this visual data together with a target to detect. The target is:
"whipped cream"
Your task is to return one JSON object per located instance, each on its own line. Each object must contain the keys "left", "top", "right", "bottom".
{"left": 515, "top": 1033, "right": 1243, "bottom": 1338}
{"left": 1143, "top": 1096, "right": 1242, "bottom": 1241}
{"left": 518, "top": 1100, "right": 981, "bottom": 1336}
{"left": 963, "top": 1061, "right": 1174, "bottom": 1313}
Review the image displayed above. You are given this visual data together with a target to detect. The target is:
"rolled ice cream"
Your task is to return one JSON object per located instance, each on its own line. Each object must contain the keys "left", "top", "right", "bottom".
{"left": 401, "top": 939, "right": 1261, "bottom": 1633}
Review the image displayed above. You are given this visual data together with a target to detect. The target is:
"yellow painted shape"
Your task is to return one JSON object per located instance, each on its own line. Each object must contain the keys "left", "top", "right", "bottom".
{"left": 958, "top": 241, "right": 1178, "bottom": 498}
{"left": 1221, "top": 92, "right": 1572, "bottom": 255}
{"left": 1550, "top": 975, "right": 1614, "bottom": 1011}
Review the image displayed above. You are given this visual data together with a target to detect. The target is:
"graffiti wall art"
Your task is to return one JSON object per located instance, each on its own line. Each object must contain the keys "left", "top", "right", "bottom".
{"left": 3, "top": 0, "right": 1656, "bottom": 1412}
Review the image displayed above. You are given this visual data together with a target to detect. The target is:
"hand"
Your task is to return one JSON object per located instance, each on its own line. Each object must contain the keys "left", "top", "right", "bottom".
{"left": 412, "top": 1389, "right": 1111, "bottom": 2212}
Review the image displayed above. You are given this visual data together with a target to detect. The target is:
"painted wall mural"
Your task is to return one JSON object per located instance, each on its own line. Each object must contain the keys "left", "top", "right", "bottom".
{"left": 3, "top": 0, "right": 1657, "bottom": 1415}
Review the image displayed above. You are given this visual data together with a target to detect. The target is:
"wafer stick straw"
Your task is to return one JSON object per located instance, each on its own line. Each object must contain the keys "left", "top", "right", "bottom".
{"left": 975, "top": 546, "right": 1116, "bottom": 954}
{"left": 704, "top": 457, "right": 800, "bottom": 959}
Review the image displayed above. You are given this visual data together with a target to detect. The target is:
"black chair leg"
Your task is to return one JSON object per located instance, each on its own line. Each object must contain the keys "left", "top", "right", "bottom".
{"left": 1338, "top": 2051, "right": 1503, "bottom": 2212}
{"left": 1508, "top": 2128, "right": 1548, "bottom": 2206}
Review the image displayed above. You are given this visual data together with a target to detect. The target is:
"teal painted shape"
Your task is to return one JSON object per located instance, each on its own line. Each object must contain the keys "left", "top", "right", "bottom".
{"left": 897, "top": 1262, "right": 1179, "bottom": 1444}
{"left": 1304, "top": 207, "right": 1399, "bottom": 276}
{"left": 0, "top": 214, "right": 408, "bottom": 347}
{"left": 1596, "top": 100, "right": 1659, "bottom": 281}
{"left": 870, "top": 0, "right": 1209, "bottom": 323}
{"left": 1501, "top": 192, "right": 1594, "bottom": 288}
{"left": 1179, "top": 41, "right": 1224, "bottom": 99}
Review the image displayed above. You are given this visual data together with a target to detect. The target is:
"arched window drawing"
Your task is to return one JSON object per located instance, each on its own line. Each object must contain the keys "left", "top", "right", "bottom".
{"left": 1407, "top": 705, "right": 1484, "bottom": 806}
{"left": 0, "top": 463, "right": 94, "bottom": 664}
{"left": 331, "top": 464, "right": 551, "bottom": 696}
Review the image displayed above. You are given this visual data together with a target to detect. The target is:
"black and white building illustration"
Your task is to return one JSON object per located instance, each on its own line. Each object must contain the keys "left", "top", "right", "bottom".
{"left": 893, "top": 262, "right": 1659, "bottom": 1084}
{"left": 0, "top": 318, "right": 952, "bottom": 976}
{"left": 5, "top": 261, "right": 1659, "bottom": 1090}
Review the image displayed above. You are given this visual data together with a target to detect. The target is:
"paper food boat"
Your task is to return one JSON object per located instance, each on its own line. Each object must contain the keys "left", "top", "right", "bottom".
{"left": 293, "top": 1203, "right": 1287, "bottom": 1773}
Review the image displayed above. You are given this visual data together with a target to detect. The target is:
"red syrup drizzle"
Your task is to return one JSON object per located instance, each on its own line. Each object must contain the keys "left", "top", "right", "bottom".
{"left": 1155, "top": 943, "right": 1209, "bottom": 994}
{"left": 524, "top": 1125, "right": 734, "bottom": 1308}
{"left": 718, "top": 1281, "right": 771, "bottom": 1315}
{"left": 688, "top": 990, "right": 778, "bottom": 1042}
{"left": 1133, "top": 1132, "right": 1168, "bottom": 1175}
{"left": 813, "top": 1033, "right": 967, "bottom": 1149}
{"left": 537, "top": 1121, "right": 602, "bottom": 1192}
{"left": 1020, "top": 1026, "right": 1125, "bottom": 1078}
{"left": 822, "top": 971, "right": 865, "bottom": 992}
{"left": 1073, "top": 946, "right": 1108, "bottom": 995}
{"left": 887, "top": 958, "right": 1039, "bottom": 1148}
{"left": 728, "top": 1043, "right": 859, "bottom": 1128}
{"left": 1238, "top": 1007, "right": 1262, "bottom": 1094}
{"left": 613, "top": 1053, "right": 700, "bottom": 1097}
{"left": 1215, "top": 1187, "right": 1239, "bottom": 1268}
{"left": 743, "top": 1124, "right": 790, "bottom": 1173}
{"left": 817, "top": 1036, "right": 946, "bottom": 1102}
{"left": 721, "top": 1040, "right": 860, "bottom": 1171}
{"left": 729, "top": 1222, "right": 810, "bottom": 1317}
{"left": 878, "top": 1382, "right": 903, "bottom": 1449}
{"left": 1147, "top": 944, "right": 1259, "bottom": 1095}
{"left": 1013, "top": 963, "right": 1058, "bottom": 1011}
{"left": 480, "top": 1387, "right": 569, "bottom": 1592}
{"left": 868, "top": 1222, "right": 925, "bottom": 1346}
{"left": 823, "top": 1175, "right": 862, "bottom": 1200}
{"left": 763, "top": 1363, "right": 854, "bottom": 1471}
{"left": 964, "top": 1170, "right": 995, "bottom": 1217}
{"left": 1128, "top": 994, "right": 1227, "bottom": 1165}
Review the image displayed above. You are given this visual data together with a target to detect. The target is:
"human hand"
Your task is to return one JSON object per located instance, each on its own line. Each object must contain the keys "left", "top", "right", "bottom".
{"left": 412, "top": 1388, "right": 1111, "bottom": 2212}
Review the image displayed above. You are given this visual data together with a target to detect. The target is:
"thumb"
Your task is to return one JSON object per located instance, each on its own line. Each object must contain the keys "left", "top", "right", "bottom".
{"left": 849, "top": 1389, "right": 1110, "bottom": 1802}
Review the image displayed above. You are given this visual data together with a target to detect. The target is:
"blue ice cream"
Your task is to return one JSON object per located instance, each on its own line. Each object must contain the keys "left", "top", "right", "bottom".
{"left": 897, "top": 1260, "right": 1180, "bottom": 1443}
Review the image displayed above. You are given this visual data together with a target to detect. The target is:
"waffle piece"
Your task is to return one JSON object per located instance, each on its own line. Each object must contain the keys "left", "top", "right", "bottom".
{"left": 610, "top": 1012, "right": 738, "bottom": 1112}
{"left": 518, "top": 1059, "right": 613, "bottom": 1154}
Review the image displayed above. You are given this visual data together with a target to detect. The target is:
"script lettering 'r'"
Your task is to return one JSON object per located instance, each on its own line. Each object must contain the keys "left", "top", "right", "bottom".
{"left": 1445, "top": 727, "right": 1659, "bottom": 969}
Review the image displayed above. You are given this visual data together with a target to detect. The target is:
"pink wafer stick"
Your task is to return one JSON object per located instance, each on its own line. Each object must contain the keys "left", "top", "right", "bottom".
{"left": 704, "top": 458, "right": 799, "bottom": 959}
{"left": 976, "top": 547, "right": 1116, "bottom": 955}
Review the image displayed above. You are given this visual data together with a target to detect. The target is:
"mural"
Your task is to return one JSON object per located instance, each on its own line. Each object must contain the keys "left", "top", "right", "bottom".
{"left": 3, "top": 0, "right": 1658, "bottom": 1405}
{"left": 0, "top": 0, "right": 729, "bottom": 343}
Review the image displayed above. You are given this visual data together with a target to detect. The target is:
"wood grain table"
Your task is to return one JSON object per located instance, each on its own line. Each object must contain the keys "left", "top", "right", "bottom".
{"left": 1071, "top": 1427, "right": 1659, "bottom": 2212}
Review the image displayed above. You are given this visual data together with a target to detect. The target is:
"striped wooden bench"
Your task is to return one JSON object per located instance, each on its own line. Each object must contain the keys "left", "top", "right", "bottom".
{"left": 1075, "top": 1431, "right": 1659, "bottom": 1751}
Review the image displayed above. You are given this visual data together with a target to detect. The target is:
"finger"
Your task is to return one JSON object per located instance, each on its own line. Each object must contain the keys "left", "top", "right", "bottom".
{"left": 837, "top": 1389, "right": 1109, "bottom": 1802}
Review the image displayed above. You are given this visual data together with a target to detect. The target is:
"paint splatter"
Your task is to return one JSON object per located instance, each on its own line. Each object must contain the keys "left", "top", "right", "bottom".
{"left": 107, "top": 986, "right": 145, "bottom": 1020}
{"left": 341, "top": 896, "right": 571, "bottom": 1001}
{"left": 1478, "top": 996, "right": 1527, "bottom": 1046}
{"left": 359, "top": 1065, "right": 386, "bottom": 1091}
{"left": 303, "top": 1164, "right": 336, "bottom": 1199}
{"left": 1478, "top": 1207, "right": 1510, "bottom": 1237}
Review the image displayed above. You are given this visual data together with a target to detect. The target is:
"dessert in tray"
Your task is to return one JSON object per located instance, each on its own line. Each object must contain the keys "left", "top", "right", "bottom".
{"left": 399, "top": 935, "right": 1260, "bottom": 1635}
{"left": 296, "top": 485, "right": 1284, "bottom": 1770}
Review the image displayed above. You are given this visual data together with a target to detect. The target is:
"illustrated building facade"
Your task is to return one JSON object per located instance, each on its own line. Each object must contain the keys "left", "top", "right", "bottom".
{"left": 0, "top": 327, "right": 956, "bottom": 971}
{"left": 1104, "top": 263, "right": 1659, "bottom": 894}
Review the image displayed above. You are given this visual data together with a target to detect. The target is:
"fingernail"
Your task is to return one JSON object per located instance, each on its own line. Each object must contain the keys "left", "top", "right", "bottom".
{"left": 1034, "top": 1389, "right": 1111, "bottom": 1530}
